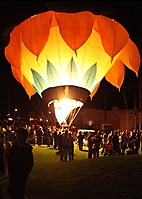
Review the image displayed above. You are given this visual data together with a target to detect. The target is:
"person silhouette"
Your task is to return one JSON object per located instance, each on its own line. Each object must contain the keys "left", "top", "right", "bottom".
{"left": 7, "top": 127, "right": 34, "bottom": 199}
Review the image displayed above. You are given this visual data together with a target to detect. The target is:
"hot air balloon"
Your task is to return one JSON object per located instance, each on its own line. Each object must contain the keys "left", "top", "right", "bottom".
{"left": 4, "top": 11, "right": 140, "bottom": 126}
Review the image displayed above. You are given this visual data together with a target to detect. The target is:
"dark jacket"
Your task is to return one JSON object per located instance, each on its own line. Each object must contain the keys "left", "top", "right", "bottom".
{"left": 8, "top": 143, "right": 34, "bottom": 178}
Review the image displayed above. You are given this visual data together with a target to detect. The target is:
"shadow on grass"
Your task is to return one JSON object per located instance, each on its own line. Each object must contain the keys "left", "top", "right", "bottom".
{"left": 80, "top": 149, "right": 88, "bottom": 152}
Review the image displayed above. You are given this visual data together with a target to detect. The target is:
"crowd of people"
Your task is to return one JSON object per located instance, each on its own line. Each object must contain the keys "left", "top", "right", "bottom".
{"left": 77, "top": 128, "right": 141, "bottom": 158}
{"left": 0, "top": 120, "right": 142, "bottom": 198}
{"left": 0, "top": 121, "right": 142, "bottom": 159}
{"left": 0, "top": 121, "right": 141, "bottom": 162}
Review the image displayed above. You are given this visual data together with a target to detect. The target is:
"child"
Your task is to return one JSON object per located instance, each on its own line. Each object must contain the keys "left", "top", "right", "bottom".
{"left": 7, "top": 127, "right": 34, "bottom": 199}
{"left": 4, "top": 141, "right": 12, "bottom": 176}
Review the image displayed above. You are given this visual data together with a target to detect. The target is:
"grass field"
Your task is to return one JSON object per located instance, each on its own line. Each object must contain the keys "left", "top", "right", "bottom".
{"left": 1, "top": 144, "right": 142, "bottom": 199}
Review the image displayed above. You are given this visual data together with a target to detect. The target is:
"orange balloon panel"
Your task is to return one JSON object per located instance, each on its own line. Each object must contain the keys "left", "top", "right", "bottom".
{"left": 11, "top": 65, "right": 36, "bottom": 97}
{"left": 118, "top": 39, "right": 140, "bottom": 76}
{"left": 94, "top": 15, "right": 129, "bottom": 59}
{"left": 105, "top": 60, "right": 125, "bottom": 90}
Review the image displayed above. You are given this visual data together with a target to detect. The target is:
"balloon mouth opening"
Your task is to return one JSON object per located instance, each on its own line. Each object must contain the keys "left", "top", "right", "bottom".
{"left": 48, "top": 98, "right": 83, "bottom": 125}
{"left": 42, "top": 85, "right": 90, "bottom": 126}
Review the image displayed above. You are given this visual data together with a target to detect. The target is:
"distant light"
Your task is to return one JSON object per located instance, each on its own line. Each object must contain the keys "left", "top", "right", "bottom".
{"left": 8, "top": 117, "right": 13, "bottom": 121}
{"left": 14, "top": 108, "right": 17, "bottom": 112}
{"left": 29, "top": 117, "right": 34, "bottom": 121}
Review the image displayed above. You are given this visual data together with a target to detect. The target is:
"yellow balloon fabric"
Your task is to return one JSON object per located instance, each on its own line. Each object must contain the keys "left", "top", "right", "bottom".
{"left": 4, "top": 11, "right": 141, "bottom": 100}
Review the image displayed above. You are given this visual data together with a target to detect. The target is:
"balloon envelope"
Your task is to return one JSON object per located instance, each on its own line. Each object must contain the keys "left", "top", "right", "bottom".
{"left": 4, "top": 11, "right": 141, "bottom": 125}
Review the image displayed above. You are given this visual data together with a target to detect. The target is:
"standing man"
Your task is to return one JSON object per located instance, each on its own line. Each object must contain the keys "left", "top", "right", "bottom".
{"left": 62, "top": 129, "right": 70, "bottom": 161}
{"left": 8, "top": 127, "right": 34, "bottom": 199}
{"left": 112, "top": 131, "right": 120, "bottom": 155}
{"left": 36, "top": 124, "right": 44, "bottom": 146}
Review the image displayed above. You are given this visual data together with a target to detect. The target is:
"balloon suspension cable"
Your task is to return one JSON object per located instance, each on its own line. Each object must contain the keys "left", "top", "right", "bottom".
{"left": 68, "top": 106, "right": 82, "bottom": 127}
{"left": 31, "top": 99, "right": 48, "bottom": 120}
{"left": 71, "top": 107, "right": 85, "bottom": 124}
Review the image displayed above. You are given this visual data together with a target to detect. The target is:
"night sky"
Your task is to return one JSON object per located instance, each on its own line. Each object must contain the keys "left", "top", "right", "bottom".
{"left": 0, "top": 2, "right": 142, "bottom": 119}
